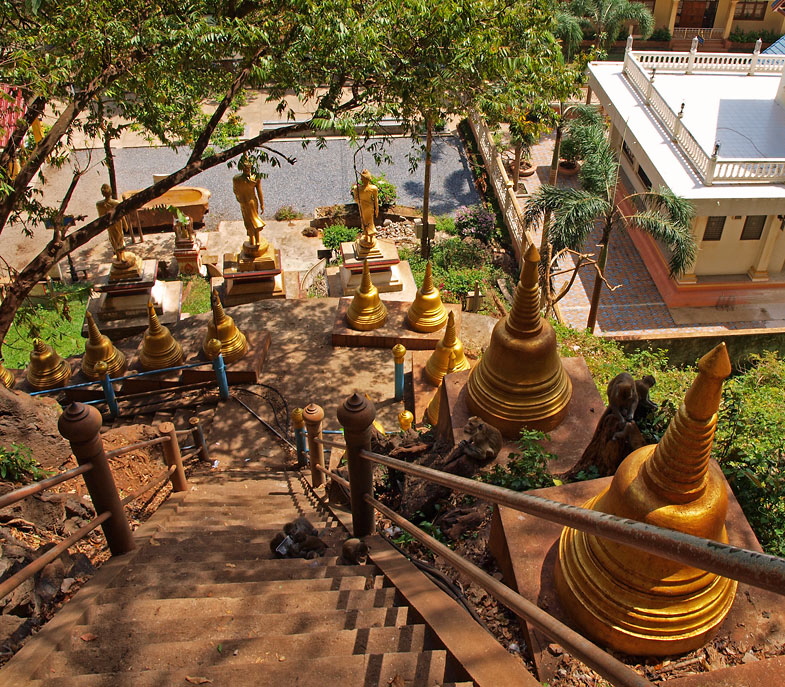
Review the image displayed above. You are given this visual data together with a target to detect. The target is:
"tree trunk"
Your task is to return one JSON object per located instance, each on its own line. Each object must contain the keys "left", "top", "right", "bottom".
{"left": 512, "top": 142, "right": 522, "bottom": 190}
{"left": 420, "top": 115, "right": 434, "bottom": 260}
{"left": 586, "top": 228, "right": 611, "bottom": 333}
{"left": 103, "top": 129, "right": 118, "bottom": 199}
{"left": 538, "top": 119, "right": 563, "bottom": 308}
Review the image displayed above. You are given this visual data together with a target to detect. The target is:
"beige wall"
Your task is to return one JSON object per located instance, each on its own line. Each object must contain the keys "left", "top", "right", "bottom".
{"left": 692, "top": 216, "right": 762, "bottom": 275}
{"left": 652, "top": 0, "right": 785, "bottom": 34}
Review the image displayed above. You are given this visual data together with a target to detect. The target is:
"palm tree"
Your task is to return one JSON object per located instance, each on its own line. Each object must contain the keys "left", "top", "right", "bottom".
{"left": 524, "top": 121, "right": 696, "bottom": 332}
{"left": 566, "top": 0, "right": 654, "bottom": 52}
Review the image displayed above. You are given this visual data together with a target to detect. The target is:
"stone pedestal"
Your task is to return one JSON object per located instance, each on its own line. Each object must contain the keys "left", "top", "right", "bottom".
{"left": 84, "top": 259, "right": 182, "bottom": 339}
{"left": 339, "top": 239, "right": 403, "bottom": 295}
{"left": 220, "top": 246, "right": 286, "bottom": 305}
{"left": 174, "top": 237, "right": 203, "bottom": 276}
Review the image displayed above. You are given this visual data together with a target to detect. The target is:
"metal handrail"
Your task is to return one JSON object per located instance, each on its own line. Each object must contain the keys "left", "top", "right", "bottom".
{"left": 105, "top": 436, "right": 169, "bottom": 459}
{"left": 369, "top": 494, "right": 653, "bottom": 687}
{"left": 0, "top": 463, "right": 93, "bottom": 510}
{"left": 316, "top": 437, "right": 785, "bottom": 595}
{"left": 120, "top": 465, "right": 176, "bottom": 506}
{"left": 0, "top": 511, "right": 111, "bottom": 600}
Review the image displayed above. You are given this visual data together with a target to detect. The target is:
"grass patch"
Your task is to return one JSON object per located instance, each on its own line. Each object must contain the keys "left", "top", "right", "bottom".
{"left": 3, "top": 283, "right": 91, "bottom": 370}
{"left": 181, "top": 276, "right": 212, "bottom": 314}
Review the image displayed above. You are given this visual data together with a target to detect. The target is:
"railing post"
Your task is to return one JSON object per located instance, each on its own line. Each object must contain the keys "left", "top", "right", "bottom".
{"left": 337, "top": 393, "right": 376, "bottom": 537}
{"left": 291, "top": 407, "right": 307, "bottom": 467}
{"left": 303, "top": 403, "right": 326, "bottom": 488}
{"left": 58, "top": 403, "right": 135, "bottom": 555}
{"left": 206, "top": 338, "right": 230, "bottom": 401}
{"left": 705, "top": 142, "right": 720, "bottom": 185}
{"left": 645, "top": 68, "right": 656, "bottom": 105}
{"left": 687, "top": 37, "right": 698, "bottom": 74}
{"left": 95, "top": 361, "right": 119, "bottom": 418}
{"left": 748, "top": 38, "right": 762, "bottom": 76}
{"left": 159, "top": 421, "right": 188, "bottom": 492}
{"left": 189, "top": 416, "right": 210, "bottom": 463}
{"left": 672, "top": 102, "right": 685, "bottom": 143}
{"left": 392, "top": 344, "right": 406, "bottom": 402}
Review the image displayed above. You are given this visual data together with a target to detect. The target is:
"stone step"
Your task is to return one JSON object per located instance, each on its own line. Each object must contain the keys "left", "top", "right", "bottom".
{"left": 85, "top": 588, "right": 400, "bottom": 623}
{"left": 64, "top": 607, "right": 412, "bottom": 648}
{"left": 142, "top": 528, "right": 339, "bottom": 549}
{"left": 38, "top": 625, "right": 430, "bottom": 677}
{"left": 27, "top": 650, "right": 448, "bottom": 687}
{"left": 111, "top": 560, "right": 372, "bottom": 587}
{"left": 97, "top": 574, "right": 383, "bottom": 603}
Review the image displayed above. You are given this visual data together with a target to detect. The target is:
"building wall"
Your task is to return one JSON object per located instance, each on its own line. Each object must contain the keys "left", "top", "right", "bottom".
{"left": 649, "top": 0, "right": 785, "bottom": 35}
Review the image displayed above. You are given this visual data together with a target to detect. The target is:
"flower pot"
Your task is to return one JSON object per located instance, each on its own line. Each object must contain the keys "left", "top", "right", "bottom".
{"left": 558, "top": 160, "right": 580, "bottom": 176}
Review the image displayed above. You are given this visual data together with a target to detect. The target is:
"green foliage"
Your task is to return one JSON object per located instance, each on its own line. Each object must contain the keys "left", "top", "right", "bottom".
{"left": 371, "top": 174, "right": 397, "bottom": 208}
{"left": 181, "top": 276, "right": 211, "bottom": 314}
{"left": 480, "top": 429, "right": 556, "bottom": 491}
{"left": 649, "top": 27, "right": 672, "bottom": 41}
{"left": 729, "top": 29, "right": 781, "bottom": 43}
{"left": 273, "top": 205, "right": 304, "bottom": 221}
{"left": 321, "top": 224, "right": 358, "bottom": 252}
{"left": 435, "top": 214, "right": 457, "bottom": 235}
{"left": 566, "top": 0, "right": 655, "bottom": 51}
{"left": 3, "top": 283, "right": 91, "bottom": 370}
{"left": 0, "top": 443, "right": 50, "bottom": 483}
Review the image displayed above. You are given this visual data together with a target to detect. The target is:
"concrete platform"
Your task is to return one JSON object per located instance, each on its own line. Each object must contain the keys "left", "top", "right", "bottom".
{"left": 331, "top": 300, "right": 462, "bottom": 350}
{"left": 489, "top": 477, "right": 785, "bottom": 684}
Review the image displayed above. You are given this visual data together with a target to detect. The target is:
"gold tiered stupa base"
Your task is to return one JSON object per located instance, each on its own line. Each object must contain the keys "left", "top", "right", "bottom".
{"left": 139, "top": 302, "right": 184, "bottom": 371}
{"left": 81, "top": 312, "right": 127, "bottom": 380}
{"left": 0, "top": 361, "right": 14, "bottom": 389}
{"left": 556, "top": 343, "right": 738, "bottom": 656}
{"left": 407, "top": 261, "right": 448, "bottom": 333}
{"left": 202, "top": 290, "right": 248, "bottom": 364}
{"left": 346, "top": 260, "right": 388, "bottom": 331}
{"left": 26, "top": 339, "right": 72, "bottom": 391}
{"left": 424, "top": 311, "right": 470, "bottom": 387}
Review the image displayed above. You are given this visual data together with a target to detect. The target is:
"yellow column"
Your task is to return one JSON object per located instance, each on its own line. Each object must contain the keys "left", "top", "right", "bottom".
{"left": 667, "top": 0, "right": 680, "bottom": 35}
{"left": 748, "top": 217, "right": 779, "bottom": 282}
{"left": 723, "top": 0, "right": 740, "bottom": 39}
{"left": 677, "top": 217, "right": 704, "bottom": 284}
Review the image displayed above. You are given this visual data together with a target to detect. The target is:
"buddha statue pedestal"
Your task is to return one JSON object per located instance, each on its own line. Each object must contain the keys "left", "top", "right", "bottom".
{"left": 339, "top": 239, "right": 403, "bottom": 295}
{"left": 219, "top": 230, "right": 286, "bottom": 306}
{"left": 173, "top": 228, "right": 206, "bottom": 277}
{"left": 84, "top": 259, "right": 182, "bottom": 339}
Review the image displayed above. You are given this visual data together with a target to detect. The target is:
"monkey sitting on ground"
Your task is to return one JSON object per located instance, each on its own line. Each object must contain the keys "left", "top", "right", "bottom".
{"left": 606, "top": 372, "right": 657, "bottom": 440}
{"left": 340, "top": 537, "right": 369, "bottom": 565}
{"left": 269, "top": 517, "right": 326, "bottom": 560}
{"left": 461, "top": 416, "right": 503, "bottom": 463}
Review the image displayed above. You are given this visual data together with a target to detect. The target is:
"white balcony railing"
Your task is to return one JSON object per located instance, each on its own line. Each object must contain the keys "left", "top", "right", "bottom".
{"left": 622, "top": 47, "right": 785, "bottom": 185}
{"left": 671, "top": 27, "right": 725, "bottom": 40}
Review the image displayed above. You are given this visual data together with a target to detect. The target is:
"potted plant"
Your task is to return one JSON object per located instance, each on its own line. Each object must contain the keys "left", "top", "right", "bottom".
{"left": 558, "top": 133, "right": 581, "bottom": 176}
{"left": 508, "top": 110, "right": 549, "bottom": 189}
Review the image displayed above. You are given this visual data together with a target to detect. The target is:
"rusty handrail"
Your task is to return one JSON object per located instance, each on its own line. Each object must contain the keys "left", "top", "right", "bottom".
{"left": 315, "top": 463, "right": 349, "bottom": 489}
{"left": 0, "top": 463, "right": 93, "bottom": 510}
{"left": 368, "top": 494, "right": 653, "bottom": 687}
{"left": 0, "top": 511, "right": 112, "bottom": 600}
{"left": 120, "top": 465, "right": 176, "bottom": 507}
{"left": 316, "top": 437, "right": 785, "bottom": 595}
{"left": 105, "top": 436, "right": 169, "bottom": 459}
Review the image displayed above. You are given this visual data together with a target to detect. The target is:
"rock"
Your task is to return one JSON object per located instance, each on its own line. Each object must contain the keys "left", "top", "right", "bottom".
{"left": 60, "top": 577, "right": 77, "bottom": 594}
{"left": 383, "top": 219, "right": 393, "bottom": 226}
{"left": 301, "top": 226, "right": 319, "bottom": 238}
{"left": 67, "top": 553, "right": 95, "bottom": 579}
{"left": 0, "top": 492, "right": 66, "bottom": 532}
{"left": 742, "top": 651, "right": 758, "bottom": 663}
{"left": 64, "top": 496, "right": 95, "bottom": 520}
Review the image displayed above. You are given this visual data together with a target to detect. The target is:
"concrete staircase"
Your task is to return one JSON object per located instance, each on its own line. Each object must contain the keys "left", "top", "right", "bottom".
{"left": 670, "top": 38, "right": 726, "bottom": 52}
{"left": 0, "top": 469, "right": 532, "bottom": 686}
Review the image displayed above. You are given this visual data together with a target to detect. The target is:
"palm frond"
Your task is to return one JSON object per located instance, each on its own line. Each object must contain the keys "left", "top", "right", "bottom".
{"left": 631, "top": 211, "right": 697, "bottom": 276}
{"left": 548, "top": 190, "right": 610, "bottom": 252}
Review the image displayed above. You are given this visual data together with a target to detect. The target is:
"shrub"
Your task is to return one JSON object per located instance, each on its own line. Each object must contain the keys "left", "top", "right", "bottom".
{"left": 454, "top": 204, "right": 496, "bottom": 242}
{"left": 430, "top": 236, "right": 486, "bottom": 272}
{"left": 350, "top": 174, "right": 398, "bottom": 208}
{"left": 321, "top": 223, "right": 358, "bottom": 252}
{"left": 0, "top": 443, "right": 49, "bottom": 483}
{"left": 273, "top": 205, "right": 304, "bottom": 221}
{"left": 729, "top": 28, "right": 781, "bottom": 43}
{"left": 435, "top": 214, "right": 457, "bottom": 235}
{"left": 650, "top": 27, "right": 671, "bottom": 42}
{"left": 480, "top": 429, "right": 556, "bottom": 491}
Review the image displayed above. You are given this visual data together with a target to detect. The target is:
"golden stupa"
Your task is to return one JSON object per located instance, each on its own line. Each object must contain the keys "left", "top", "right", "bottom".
{"left": 425, "top": 383, "right": 442, "bottom": 425}
{"left": 140, "top": 302, "right": 184, "bottom": 371}
{"left": 346, "top": 260, "right": 387, "bottom": 331}
{"left": 81, "top": 312, "right": 127, "bottom": 380}
{"left": 556, "top": 343, "right": 738, "bottom": 656}
{"left": 26, "top": 339, "right": 72, "bottom": 390}
{"left": 424, "top": 311, "right": 470, "bottom": 387}
{"left": 202, "top": 290, "right": 248, "bottom": 364}
{"left": 407, "top": 261, "right": 448, "bottom": 332}
{"left": 0, "top": 360, "right": 15, "bottom": 389}
{"left": 465, "top": 243, "right": 571, "bottom": 437}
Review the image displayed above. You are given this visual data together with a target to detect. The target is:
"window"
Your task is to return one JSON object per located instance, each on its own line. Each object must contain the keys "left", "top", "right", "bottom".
{"left": 741, "top": 215, "right": 766, "bottom": 240}
{"left": 734, "top": 1, "right": 767, "bottom": 19}
{"left": 633, "top": 0, "right": 656, "bottom": 11}
{"left": 636, "top": 165, "right": 652, "bottom": 189}
{"left": 622, "top": 140, "right": 634, "bottom": 162}
{"left": 703, "top": 216, "right": 725, "bottom": 241}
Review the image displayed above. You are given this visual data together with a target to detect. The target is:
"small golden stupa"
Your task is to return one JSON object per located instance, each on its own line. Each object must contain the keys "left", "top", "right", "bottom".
{"left": 140, "top": 302, "right": 184, "bottom": 371}
{"left": 202, "top": 290, "right": 248, "bottom": 364}
{"left": 0, "top": 360, "right": 15, "bottom": 389}
{"left": 81, "top": 312, "right": 127, "bottom": 380}
{"left": 424, "top": 311, "right": 470, "bottom": 386}
{"left": 346, "top": 260, "right": 387, "bottom": 331}
{"left": 556, "top": 343, "right": 738, "bottom": 656}
{"left": 26, "top": 339, "right": 72, "bottom": 390}
{"left": 425, "top": 383, "right": 442, "bottom": 425}
{"left": 465, "top": 243, "right": 571, "bottom": 437}
{"left": 407, "top": 261, "right": 448, "bottom": 332}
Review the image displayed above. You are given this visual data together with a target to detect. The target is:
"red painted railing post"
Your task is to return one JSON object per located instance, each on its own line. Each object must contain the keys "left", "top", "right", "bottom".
{"left": 159, "top": 422, "right": 188, "bottom": 492}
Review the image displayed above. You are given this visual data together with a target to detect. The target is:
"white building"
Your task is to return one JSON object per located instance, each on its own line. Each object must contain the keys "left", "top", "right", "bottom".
{"left": 588, "top": 38, "right": 785, "bottom": 307}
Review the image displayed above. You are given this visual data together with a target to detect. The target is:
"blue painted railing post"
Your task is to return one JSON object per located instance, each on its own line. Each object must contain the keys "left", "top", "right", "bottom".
{"left": 95, "top": 362, "right": 119, "bottom": 417}
{"left": 392, "top": 343, "right": 406, "bottom": 402}
{"left": 291, "top": 408, "right": 307, "bottom": 467}
{"left": 207, "top": 338, "right": 230, "bottom": 401}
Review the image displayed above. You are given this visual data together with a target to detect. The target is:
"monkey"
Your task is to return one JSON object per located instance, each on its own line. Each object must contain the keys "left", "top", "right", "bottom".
{"left": 461, "top": 416, "right": 503, "bottom": 463}
{"left": 341, "top": 537, "right": 369, "bottom": 565}
{"left": 634, "top": 374, "right": 657, "bottom": 421}
{"left": 297, "top": 535, "right": 327, "bottom": 560}
{"left": 606, "top": 372, "right": 640, "bottom": 441}
{"left": 283, "top": 516, "right": 318, "bottom": 543}
{"left": 270, "top": 517, "right": 326, "bottom": 559}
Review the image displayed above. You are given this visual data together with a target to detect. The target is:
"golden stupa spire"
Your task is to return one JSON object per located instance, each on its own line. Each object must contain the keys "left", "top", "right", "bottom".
{"left": 26, "top": 339, "right": 72, "bottom": 390}
{"left": 424, "top": 311, "right": 471, "bottom": 386}
{"left": 407, "top": 261, "right": 448, "bottom": 332}
{"left": 0, "top": 360, "right": 15, "bottom": 389}
{"left": 81, "top": 312, "right": 127, "bottom": 380}
{"left": 140, "top": 302, "right": 184, "bottom": 371}
{"left": 346, "top": 260, "right": 387, "bottom": 331}
{"left": 555, "top": 343, "right": 737, "bottom": 656}
{"left": 203, "top": 290, "right": 248, "bottom": 364}
{"left": 465, "top": 243, "right": 572, "bottom": 437}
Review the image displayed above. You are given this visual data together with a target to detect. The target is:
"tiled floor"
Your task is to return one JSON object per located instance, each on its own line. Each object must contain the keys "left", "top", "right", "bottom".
{"left": 521, "top": 134, "right": 781, "bottom": 336}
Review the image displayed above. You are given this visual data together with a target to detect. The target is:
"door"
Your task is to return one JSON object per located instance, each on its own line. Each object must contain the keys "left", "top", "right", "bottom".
{"left": 678, "top": 1, "right": 708, "bottom": 27}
